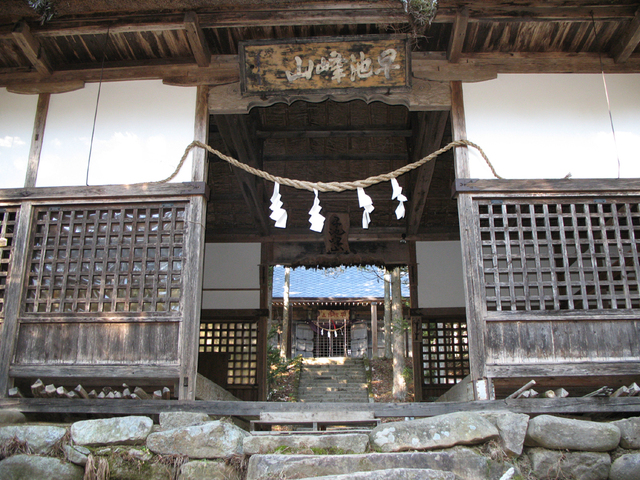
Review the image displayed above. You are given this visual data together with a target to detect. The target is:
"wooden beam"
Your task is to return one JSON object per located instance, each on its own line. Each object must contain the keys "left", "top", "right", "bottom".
{"left": 24, "top": 93, "right": 50, "bottom": 188}
{"left": 7, "top": 81, "right": 84, "bottom": 95}
{"left": 262, "top": 154, "right": 408, "bottom": 163}
{"left": 11, "top": 20, "right": 52, "bottom": 76}
{"left": 256, "top": 128, "right": 413, "bottom": 139}
{"left": 454, "top": 178, "right": 640, "bottom": 194}
{"left": 10, "top": 364, "right": 180, "bottom": 379}
{"left": 2, "top": 396, "right": 640, "bottom": 417}
{"left": 184, "top": 12, "right": 211, "bottom": 68}
{"left": 612, "top": 7, "right": 640, "bottom": 64}
{"left": 406, "top": 110, "right": 449, "bottom": 236}
{"left": 447, "top": 7, "right": 469, "bottom": 63}
{"left": 0, "top": 182, "right": 208, "bottom": 202}
{"left": 10, "top": 8, "right": 409, "bottom": 37}
{"left": 0, "top": 57, "right": 239, "bottom": 89}
{"left": 214, "top": 114, "right": 270, "bottom": 236}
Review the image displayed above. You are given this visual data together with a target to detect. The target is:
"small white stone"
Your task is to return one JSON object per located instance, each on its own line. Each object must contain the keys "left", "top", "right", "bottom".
{"left": 433, "top": 433, "right": 441, "bottom": 440}
{"left": 411, "top": 438, "right": 419, "bottom": 446}
{"left": 470, "top": 425, "right": 477, "bottom": 430}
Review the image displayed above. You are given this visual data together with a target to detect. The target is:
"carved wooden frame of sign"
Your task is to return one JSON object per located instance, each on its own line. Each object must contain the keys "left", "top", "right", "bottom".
{"left": 239, "top": 35, "right": 411, "bottom": 96}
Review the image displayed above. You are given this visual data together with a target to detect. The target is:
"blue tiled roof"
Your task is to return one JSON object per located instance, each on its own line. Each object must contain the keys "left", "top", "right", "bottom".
{"left": 272, "top": 265, "right": 409, "bottom": 299}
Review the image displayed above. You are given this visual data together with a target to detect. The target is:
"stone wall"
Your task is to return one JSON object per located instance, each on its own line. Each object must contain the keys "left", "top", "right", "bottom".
{"left": 1, "top": 408, "right": 639, "bottom": 479}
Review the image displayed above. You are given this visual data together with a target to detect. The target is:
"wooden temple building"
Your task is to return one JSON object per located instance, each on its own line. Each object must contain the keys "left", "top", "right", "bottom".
{"left": 0, "top": 0, "right": 639, "bottom": 412}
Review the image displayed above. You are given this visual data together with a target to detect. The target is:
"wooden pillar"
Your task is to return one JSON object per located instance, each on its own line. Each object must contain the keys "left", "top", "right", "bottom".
{"left": 391, "top": 266, "right": 406, "bottom": 401}
{"left": 24, "top": 93, "right": 50, "bottom": 188}
{"left": 451, "top": 81, "right": 490, "bottom": 400}
{"left": 179, "top": 85, "right": 209, "bottom": 400}
{"left": 384, "top": 268, "right": 392, "bottom": 359}
{"left": 371, "top": 302, "right": 378, "bottom": 358}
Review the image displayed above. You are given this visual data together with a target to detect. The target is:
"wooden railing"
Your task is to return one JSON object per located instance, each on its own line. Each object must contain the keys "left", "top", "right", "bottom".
{"left": 456, "top": 179, "right": 640, "bottom": 386}
{"left": 0, "top": 183, "right": 207, "bottom": 398}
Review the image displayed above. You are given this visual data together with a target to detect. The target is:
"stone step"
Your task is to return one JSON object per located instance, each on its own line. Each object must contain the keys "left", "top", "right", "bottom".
{"left": 243, "top": 433, "right": 369, "bottom": 455}
{"left": 298, "top": 384, "right": 368, "bottom": 390}
{"left": 245, "top": 449, "right": 518, "bottom": 480}
{"left": 299, "top": 395, "right": 368, "bottom": 401}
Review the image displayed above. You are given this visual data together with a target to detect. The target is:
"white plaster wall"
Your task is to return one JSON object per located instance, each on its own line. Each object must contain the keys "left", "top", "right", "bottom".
{"left": 0, "top": 89, "right": 38, "bottom": 188}
{"left": 37, "top": 80, "right": 195, "bottom": 186}
{"left": 463, "top": 74, "right": 640, "bottom": 179}
{"left": 201, "top": 243, "right": 261, "bottom": 309}
{"left": 416, "top": 241, "right": 465, "bottom": 308}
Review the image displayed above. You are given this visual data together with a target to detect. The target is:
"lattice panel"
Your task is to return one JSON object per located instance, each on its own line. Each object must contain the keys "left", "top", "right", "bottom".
{"left": 0, "top": 207, "right": 19, "bottom": 320}
{"left": 421, "top": 320, "right": 469, "bottom": 389}
{"left": 24, "top": 203, "right": 187, "bottom": 314}
{"left": 199, "top": 321, "right": 258, "bottom": 385}
{"left": 477, "top": 200, "right": 640, "bottom": 312}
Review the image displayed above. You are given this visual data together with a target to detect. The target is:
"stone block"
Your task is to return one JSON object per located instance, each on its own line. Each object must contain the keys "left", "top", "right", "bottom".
{"left": 0, "top": 425, "right": 66, "bottom": 453}
{"left": 609, "top": 453, "right": 640, "bottom": 480}
{"left": 0, "top": 454, "right": 83, "bottom": 480}
{"left": 179, "top": 460, "right": 241, "bottom": 480}
{"left": 525, "top": 414, "right": 620, "bottom": 451}
{"left": 243, "top": 433, "right": 369, "bottom": 455}
{"left": 147, "top": 420, "right": 248, "bottom": 459}
{"left": 528, "top": 448, "right": 610, "bottom": 480}
{"left": 159, "top": 411, "right": 212, "bottom": 430}
{"left": 71, "top": 415, "right": 153, "bottom": 446}
{"left": 612, "top": 417, "right": 640, "bottom": 449}
{"left": 370, "top": 412, "right": 498, "bottom": 452}
{"left": 246, "top": 447, "right": 517, "bottom": 480}
{"left": 479, "top": 411, "right": 529, "bottom": 457}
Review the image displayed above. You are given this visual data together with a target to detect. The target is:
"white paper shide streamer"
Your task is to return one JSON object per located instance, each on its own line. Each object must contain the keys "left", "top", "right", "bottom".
{"left": 269, "top": 182, "right": 287, "bottom": 228}
{"left": 391, "top": 178, "right": 407, "bottom": 219}
{"left": 308, "top": 188, "right": 325, "bottom": 232}
{"left": 357, "top": 187, "right": 375, "bottom": 229}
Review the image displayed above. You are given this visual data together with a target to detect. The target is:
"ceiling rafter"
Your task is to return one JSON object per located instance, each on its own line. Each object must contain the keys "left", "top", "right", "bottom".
{"left": 214, "top": 114, "right": 270, "bottom": 236}
{"left": 447, "top": 7, "right": 469, "bottom": 63}
{"left": 612, "top": 7, "right": 640, "bottom": 63}
{"left": 184, "top": 11, "right": 211, "bottom": 67}
{"left": 406, "top": 111, "right": 449, "bottom": 236}
{"left": 11, "top": 20, "right": 53, "bottom": 75}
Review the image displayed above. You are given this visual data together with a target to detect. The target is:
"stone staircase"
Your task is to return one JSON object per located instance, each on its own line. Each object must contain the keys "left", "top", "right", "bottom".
{"left": 298, "top": 357, "right": 369, "bottom": 403}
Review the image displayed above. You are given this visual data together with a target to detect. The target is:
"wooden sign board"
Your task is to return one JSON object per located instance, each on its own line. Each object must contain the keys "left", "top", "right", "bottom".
{"left": 318, "top": 310, "right": 350, "bottom": 321}
{"left": 240, "top": 36, "right": 410, "bottom": 95}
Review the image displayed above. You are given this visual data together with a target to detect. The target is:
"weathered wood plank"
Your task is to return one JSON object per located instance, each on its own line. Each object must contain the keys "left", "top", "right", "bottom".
{"left": 486, "top": 361, "right": 640, "bottom": 378}
{"left": 0, "top": 203, "right": 33, "bottom": 398}
{"left": 184, "top": 12, "right": 211, "bottom": 68}
{"left": 451, "top": 81, "right": 485, "bottom": 391}
{"left": 456, "top": 179, "right": 640, "bottom": 195}
{"left": 12, "top": 20, "right": 52, "bottom": 75}
{"left": 406, "top": 111, "right": 449, "bottom": 235}
{"left": 0, "top": 182, "right": 207, "bottom": 202}
{"left": 447, "top": 7, "right": 469, "bottom": 63}
{"left": 24, "top": 94, "right": 50, "bottom": 189}
{"left": 9, "top": 364, "right": 180, "bottom": 379}
{"left": 612, "top": 7, "right": 640, "bottom": 63}
{"left": 2, "top": 396, "right": 640, "bottom": 417}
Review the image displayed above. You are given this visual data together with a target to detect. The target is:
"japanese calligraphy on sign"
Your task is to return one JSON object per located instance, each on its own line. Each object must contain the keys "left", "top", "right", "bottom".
{"left": 318, "top": 310, "right": 350, "bottom": 321}
{"left": 240, "top": 36, "right": 409, "bottom": 95}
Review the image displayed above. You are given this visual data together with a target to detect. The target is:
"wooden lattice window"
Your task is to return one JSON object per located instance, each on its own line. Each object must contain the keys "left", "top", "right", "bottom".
{"left": 0, "top": 207, "right": 19, "bottom": 320}
{"left": 199, "top": 321, "right": 258, "bottom": 386}
{"left": 421, "top": 320, "right": 469, "bottom": 389}
{"left": 24, "top": 203, "right": 186, "bottom": 314}
{"left": 477, "top": 200, "right": 640, "bottom": 312}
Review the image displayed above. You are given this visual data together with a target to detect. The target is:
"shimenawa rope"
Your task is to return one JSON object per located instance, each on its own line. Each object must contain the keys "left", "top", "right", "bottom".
{"left": 156, "top": 139, "right": 502, "bottom": 189}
